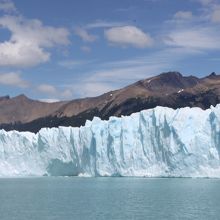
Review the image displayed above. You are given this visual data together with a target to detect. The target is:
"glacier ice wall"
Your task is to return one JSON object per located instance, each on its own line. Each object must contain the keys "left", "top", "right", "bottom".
{"left": 1, "top": 105, "right": 220, "bottom": 177}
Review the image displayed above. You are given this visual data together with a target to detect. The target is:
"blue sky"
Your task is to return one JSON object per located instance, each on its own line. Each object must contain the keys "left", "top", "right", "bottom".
{"left": 0, "top": 0, "right": 219, "bottom": 101}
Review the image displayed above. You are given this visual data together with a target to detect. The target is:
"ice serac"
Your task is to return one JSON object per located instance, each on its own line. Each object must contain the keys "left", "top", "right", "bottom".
{"left": 0, "top": 105, "right": 220, "bottom": 177}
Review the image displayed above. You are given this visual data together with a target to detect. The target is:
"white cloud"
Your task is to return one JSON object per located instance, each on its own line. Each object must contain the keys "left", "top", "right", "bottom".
{"left": 61, "top": 89, "right": 72, "bottom": 99}
{"left": 78, "top": 82, "right": 115, "bottom": 97}
{"left": 67, "top": 47, "right": 199, "bottom": 97}
{"left": 164, "top": 27, "right": 220, "bottom": 50}
{"left": 37, "top": 84, "right": 73, "bottom": 99}
{"left": 39, "top": 99, "right": 60, "bottom": 103}
{"left": 81, "top": 46, "right": 91, "bottom": 53}
{"left": 195, "top": 0, "right": 214, "bottom": 5}
{"left": 0, "top": 72, "right": 28, "bottom": 88}
{"left": 0, "top": 15, "right": 70, "bottom": 67}
{"left": 74, "top": 27, "right": 97, "bottom": 42}
{"left": 0, "top": 41, "right": 50, "bottom": 67}
{"left": 165, "top": 1, "right": 220, "bottom": 51}
{"left": 0, "top": 0, "right": 16, "bottom": 13}
{"left": 211, "top": 5, "right": 220, "bottom": 22}
{"left": 86, "top": 20, "right": 126, "bottom": 29}
{"left": 37, "top": 84, "right": 57, "bottom": 95}
{"left": 58, "top": 60, "right": 84, "bottom": 69}
{"left": 193, "top": 0, "right": 220, "bottom": 23}
{"left": 104, "top": 26, "right": 153, "bottom": 48}
{"left": 174, "top": 11, "right": 193, "bottom": 20}
{"left": 87, "top": 65, "right": 156, "bottom": 84}
{"left": 58, "top": 59, "right": 93, "bottom": 69}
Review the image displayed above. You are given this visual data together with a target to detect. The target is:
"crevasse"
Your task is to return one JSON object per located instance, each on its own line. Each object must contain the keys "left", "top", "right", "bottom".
{"left": 0, "top": 105, "right": 220, "bottom": 177}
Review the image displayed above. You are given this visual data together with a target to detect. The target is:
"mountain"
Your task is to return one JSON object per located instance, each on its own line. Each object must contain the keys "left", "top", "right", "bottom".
{"left": 1, "top": 71, "right": 220, "bottom": 132}
{"left": 1, "top": 104, "right": 220, "bottom": 177}
{"left": 0, "top": 94, "right": 67, "bottom": 124}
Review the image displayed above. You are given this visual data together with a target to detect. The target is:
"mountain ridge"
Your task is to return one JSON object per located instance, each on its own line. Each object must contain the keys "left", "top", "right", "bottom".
{"left": 1, "top": 71, "right": 220, "bottom": 132}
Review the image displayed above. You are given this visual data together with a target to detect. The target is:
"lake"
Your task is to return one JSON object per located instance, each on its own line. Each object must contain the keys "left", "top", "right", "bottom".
{"left": 0, "top": 177, "right": 219, "bottom": 220}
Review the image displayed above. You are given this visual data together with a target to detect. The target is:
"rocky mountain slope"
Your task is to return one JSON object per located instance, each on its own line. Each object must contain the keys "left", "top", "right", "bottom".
{"left": 1, "top": 71, "right": 220, "bottom": 132}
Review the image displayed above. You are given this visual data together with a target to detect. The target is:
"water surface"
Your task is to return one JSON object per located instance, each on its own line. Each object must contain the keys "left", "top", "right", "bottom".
{"left": 0, "top": 177, "right": 219, "bottom": 220}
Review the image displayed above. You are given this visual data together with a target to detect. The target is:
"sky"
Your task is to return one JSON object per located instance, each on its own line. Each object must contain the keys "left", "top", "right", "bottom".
{"left": 0, "top": 0, "right": 220, "bottom": 101}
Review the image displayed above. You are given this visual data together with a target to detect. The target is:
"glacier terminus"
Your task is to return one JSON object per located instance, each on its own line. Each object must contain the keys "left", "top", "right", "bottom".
{"left": 1, "top": 105, "right": 220, "bottom": 177}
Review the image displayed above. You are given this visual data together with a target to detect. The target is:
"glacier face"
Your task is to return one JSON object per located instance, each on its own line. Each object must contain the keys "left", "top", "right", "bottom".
{"left": 0, "top": 105, "right": 220, "bottom": 177}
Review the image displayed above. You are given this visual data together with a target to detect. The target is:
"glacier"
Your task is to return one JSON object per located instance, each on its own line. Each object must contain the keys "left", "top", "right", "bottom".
{"left": 0, "top": 105, "right": 220, "bottom": 177}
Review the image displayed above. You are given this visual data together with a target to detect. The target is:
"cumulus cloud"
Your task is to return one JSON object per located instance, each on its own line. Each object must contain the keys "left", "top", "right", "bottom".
{"left": 74, "top": 27, "right": 97, "bottom": 42}
{"left": 174, "top": 11, "right": 193, "bottom": 20}
{"left": 104, "top": 25, "right": 153, "bottom": 48}
{"left": 0, "top": 72, "right": 28, "bottom": 88}
{"left": 0, "top": 0, "right": 16, "bottom": 13}
{"left": 0, "top": 15, "right": 70, "bottom": 67}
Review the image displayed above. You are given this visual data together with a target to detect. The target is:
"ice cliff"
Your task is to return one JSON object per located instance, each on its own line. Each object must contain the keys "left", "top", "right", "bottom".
{"left": 1, "top": 105, "right": 220, "bottom": 177}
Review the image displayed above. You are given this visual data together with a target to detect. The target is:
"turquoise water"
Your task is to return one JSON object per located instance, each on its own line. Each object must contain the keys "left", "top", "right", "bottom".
{"left": 0, "top": 178, "right": 220, "bottom": 220}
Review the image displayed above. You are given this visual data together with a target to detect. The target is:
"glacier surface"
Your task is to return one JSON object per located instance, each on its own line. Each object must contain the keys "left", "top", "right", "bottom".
{"left": 1, "top": 105, "right": 220, "bottom": 177}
